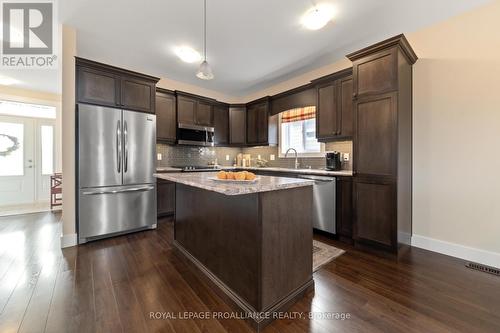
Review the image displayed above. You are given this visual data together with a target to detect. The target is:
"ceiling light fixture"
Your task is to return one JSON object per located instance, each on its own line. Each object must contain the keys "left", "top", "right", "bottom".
{"left": 175, "top": 46, "right": 201, "bottom": 63}
{"left": 196, "top": 0, "right": 214, "bottom": 80}
{"left": 301, "top": 3, "right": 335, "bottom": 30}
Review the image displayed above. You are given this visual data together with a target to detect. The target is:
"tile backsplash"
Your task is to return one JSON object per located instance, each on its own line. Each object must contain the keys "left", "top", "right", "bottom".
{"left": 157, "top": 141, "right": 353, "bottom": 171}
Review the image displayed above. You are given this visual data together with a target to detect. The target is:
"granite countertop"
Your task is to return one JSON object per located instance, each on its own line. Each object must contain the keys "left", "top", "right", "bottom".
{"left": 154, "top": 172, "right": 314, "bottom": 196}
{"left": 156, "top": 166, "right": 183, "bottom": 173}
{"left": 223, "top": 166, "right": 353, "bottom": 177}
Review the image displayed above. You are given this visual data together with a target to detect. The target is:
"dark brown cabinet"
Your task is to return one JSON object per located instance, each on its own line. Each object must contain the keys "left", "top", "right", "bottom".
{"left": 156, "top": 89, "right": 176, "bottom": 143}
{"left": 336, "top": 177, "right": 353, "bottom": 242}
{"left": 246, "top": 97, "right": 277, "bottom": 146}
{"left": 229, "top": 105, "right": 246, "bottom": 145}
{"left": 177, "top": 95, "right": 197, "bottom": 125}
{"left": 76, "top": 58, "right": 159, "bottom": 114}
{"left": 157, "top": 179, "right": 175, "bottom": 216}
{"left": 354, "top": 92, "right": 397, "bottom": 178}
{"left": 353, "top": 178, "right": 396, "bottom": 249}
{"left": 196, "top": 101, "right": 213, "bottom": 126}
{"left": 347, "top": 34, "right": 417, "bottom": 252}
{"left": 213, "top": 103, "right": 229, "bottom": 145}
{"left": 176, "top": 93, "right": 214, "bottom": 127}
{"left": 313, "top": 68, "right": 353, "bottom": 141}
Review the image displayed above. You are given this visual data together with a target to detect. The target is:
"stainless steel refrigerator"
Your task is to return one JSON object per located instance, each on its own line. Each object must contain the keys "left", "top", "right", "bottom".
{"left": 77, "top": 104, "right": 157, "bottom": 244}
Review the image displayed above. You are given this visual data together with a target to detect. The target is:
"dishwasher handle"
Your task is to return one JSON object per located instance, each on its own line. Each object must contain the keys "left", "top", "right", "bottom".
{"left": 298, "top": 175, "right": 336, "bottom": 182}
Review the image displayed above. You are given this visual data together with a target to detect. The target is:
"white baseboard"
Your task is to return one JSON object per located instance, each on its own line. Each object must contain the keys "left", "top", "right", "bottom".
{"left": 60, "top": 233, "right": 78, "bottom": 248}
{"left": 411, "top": 234, "right": 500, "bottom": 269}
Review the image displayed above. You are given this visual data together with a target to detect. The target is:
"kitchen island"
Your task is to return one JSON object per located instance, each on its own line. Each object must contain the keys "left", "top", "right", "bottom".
{"left": 155, "top": 172, "right": 314, "bottom": 330}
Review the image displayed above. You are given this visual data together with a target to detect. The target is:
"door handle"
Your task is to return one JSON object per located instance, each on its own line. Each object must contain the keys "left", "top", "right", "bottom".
{"left": 116, "top": 120, "right": 121, "bottom": 173}
{"left": 124, "top": 120, "right": 128, "bottom": 173}
{"left": 82, "top": 185, "right": 154, "bottom": 195}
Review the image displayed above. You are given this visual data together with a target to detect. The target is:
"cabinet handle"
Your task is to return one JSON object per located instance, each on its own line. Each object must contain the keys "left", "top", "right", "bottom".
{"left": 352, "top": 92, "right": 358, "bottom": 99}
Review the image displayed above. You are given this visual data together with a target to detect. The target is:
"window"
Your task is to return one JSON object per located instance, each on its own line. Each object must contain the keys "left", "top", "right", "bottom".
{"left": 40, "top": 125, "right": 54, "bottom": 175}
{"left": 279, "top": 106, "right": 324, "bottom": 157}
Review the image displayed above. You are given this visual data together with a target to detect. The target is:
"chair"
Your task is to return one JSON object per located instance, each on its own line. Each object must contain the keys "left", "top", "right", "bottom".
{"left": 50, "top": 173, "right": 62, "bottom": 210}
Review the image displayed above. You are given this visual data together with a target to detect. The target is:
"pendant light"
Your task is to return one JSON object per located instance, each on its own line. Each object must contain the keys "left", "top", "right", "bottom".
{"left": 196, "top": 0, "right": 214, "bottom": 80}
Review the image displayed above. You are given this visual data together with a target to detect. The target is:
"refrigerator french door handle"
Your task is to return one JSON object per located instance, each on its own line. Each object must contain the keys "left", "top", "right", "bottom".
{"left": 124, "top": 120, "right": 128, "bottom": 173}
{"left": 116, "top": 120, "right": 121, "bottom": 173}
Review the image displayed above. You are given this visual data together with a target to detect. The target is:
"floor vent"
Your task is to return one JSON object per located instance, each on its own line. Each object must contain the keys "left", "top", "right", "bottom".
{"left": 466, "top": 262, "right": 500, "bottom": 276}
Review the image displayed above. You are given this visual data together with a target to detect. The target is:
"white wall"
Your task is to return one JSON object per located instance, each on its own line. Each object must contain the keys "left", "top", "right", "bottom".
{"left": 408, "top": 0, "right": 500, "bottom": 265}
{"left": 61, "top": 25, "right": 77, "bottom": 247}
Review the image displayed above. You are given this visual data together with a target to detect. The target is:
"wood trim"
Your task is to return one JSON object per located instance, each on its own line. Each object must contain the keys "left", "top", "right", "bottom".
{"left": 346, "top": 34, "right": 418, "bottom": 65}
{"left": 156, "top": 87, "right": 175, "bottom": 95}
{"left": 175, "top": 90, "right": 217, "bottom": 104}
{"left": 310, "top": 67, "right": 353, "bottom": 85}
{"left": 75, "top": 57, "right": 160, "bottom": 82}
{"left": 246, "top": 95, "right": 270, "bottom": 106}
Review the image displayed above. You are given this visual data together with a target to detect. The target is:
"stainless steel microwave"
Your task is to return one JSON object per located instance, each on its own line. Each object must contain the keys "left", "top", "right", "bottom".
{"left": 177, "top": 123, "right": 215, "bottom": 147}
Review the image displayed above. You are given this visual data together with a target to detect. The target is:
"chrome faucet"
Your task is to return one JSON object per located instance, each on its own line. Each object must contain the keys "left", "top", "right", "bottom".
{"left": 285, "top": 148, "right": 300, "bottom": 169}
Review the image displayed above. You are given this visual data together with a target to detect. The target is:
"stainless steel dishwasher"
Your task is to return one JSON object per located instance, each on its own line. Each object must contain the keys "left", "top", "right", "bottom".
{"left": 298, "top": 175, "right": 336, "bottom": 234}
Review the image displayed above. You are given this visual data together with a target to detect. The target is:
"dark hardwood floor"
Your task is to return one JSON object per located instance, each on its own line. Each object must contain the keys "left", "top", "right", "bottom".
{"left": 0, "top": 212, "right": 499, "bottom": 332}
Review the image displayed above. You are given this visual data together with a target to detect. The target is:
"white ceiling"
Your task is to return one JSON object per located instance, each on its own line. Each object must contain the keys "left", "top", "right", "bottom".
{"left": 1, "top": 0, "right": 491, "bottom": 96}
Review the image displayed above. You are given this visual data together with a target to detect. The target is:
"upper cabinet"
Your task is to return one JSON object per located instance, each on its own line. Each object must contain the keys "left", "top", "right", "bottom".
{"left": 246, "top": 97, "right": 277, "bottom": 147}
{"left": 229, "top": 105, "right": 247, "bottom": 145}
{"left": 213, "top": 103, "right": 229, "bottom": 145}
{"left": 76, "top": 58, "right": 159, "bottom": 114}
{"left": 156, "top": 89, "right": 177, "bottom": 143}
{"left": 176, "top": 92, "right": 214, "bottom": 127}
{"left": 312, "top": 68, "right": 353, "bottom": 142}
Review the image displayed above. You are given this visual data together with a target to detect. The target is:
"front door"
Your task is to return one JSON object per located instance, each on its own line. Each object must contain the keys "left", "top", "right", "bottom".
{"left": 0, "top": 116, "right": 35, "bottom": 206}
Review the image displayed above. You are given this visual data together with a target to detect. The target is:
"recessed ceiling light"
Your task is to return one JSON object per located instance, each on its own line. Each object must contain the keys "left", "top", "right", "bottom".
{"left": 301, "top": 3, "right": 335, "bottom": 30}
{"left": 0, "top": 76, "right": 20, "bottom": 86}
{"left": 175, "top": 46, "right": 201, "bottom": 63}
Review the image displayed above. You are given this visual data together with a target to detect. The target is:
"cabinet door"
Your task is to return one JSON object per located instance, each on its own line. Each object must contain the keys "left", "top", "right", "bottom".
{"left": 77, "top": 66, "right": 120, "bottom": 107}
{"left": 121, "top": 77, "right": 155, "bottom": 113}
{"left": 256, "top": 103, "right": 269, "bottom": 144}
{"left": 213, "top": 104, "right": 229, "bottom": 145}
{"left": 156, "top": 92, "right": 176, "bottom": 142}
{"left": 338, "top": 76, "right": 353, "bottom": 138}
{"left": 229, "top": 107, "right": 246, "bottom": 145}
{"left": 353, "top": 178, "right": 396, "bottom": 250}
{"left": 177, "top": 96, "right": 197, "bottom": 124}
{"left": 196, "top": 101, "right": 213, "bottom": 126}
{"left": 336, "top": 177, "right": 353, "bottom": 239}
{"left": 246, "top": 105, "right": 258, "bottom": 144}
{"left": 157, "top": 180, "right": 175, "bottom": 216}
{"left": 353, "top": 48, "right": 397, "bottom": 98}
{"left": 316, "top": 82, "right": 339, "bottom": 140}
{"left": 354, "top": 92, "right": 397, "bottom": 177}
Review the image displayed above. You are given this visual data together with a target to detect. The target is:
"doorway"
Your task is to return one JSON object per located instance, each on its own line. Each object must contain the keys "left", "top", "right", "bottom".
{"left": 0, "top": 101, "right": 57, "bottom": 215}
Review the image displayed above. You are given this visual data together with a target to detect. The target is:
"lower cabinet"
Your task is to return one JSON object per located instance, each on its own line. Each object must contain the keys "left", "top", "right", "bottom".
{"left": 157, "top": 179, "right": 175, "bottom": 216}
{"left": 353, "top": 177, "right": 397, "bottom": 251}
{"left": 336, "top": 177, "right": 353, "bottom": 242}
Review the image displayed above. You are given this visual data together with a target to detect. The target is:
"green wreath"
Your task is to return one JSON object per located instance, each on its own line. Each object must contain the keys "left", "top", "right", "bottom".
{"left": 0, "top": 134, "right": 20, "bottom": 157}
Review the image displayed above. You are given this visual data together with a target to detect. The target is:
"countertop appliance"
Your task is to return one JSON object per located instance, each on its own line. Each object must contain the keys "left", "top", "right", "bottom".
{"left": 326, "top": 152, "right": 342, "bottom": 171}
{"left": 77, "top": 104, "right": 157, "bottom": 244}
{"left": 177, "top": 123, "right": 214, "bottom": 146}
{"left": 297, "top": 175, "right": 336, "bottom": 234}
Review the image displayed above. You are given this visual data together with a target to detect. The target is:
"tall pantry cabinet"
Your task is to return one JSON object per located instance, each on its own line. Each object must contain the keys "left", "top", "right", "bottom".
{"left": 347, "top": 35, "right": 417, "bottom": 252}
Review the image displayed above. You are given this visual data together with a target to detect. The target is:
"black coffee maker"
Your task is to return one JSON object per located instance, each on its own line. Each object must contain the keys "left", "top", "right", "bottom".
{"left": 326, "top": 152, "right": 342, "bottom": 171}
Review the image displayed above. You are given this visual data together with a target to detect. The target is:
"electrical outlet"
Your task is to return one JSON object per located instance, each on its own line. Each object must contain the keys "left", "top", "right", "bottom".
{"left": 343, "top": 153, "right": 350, "bottom": 161}
{"left": 270, "top": 154, "right": 275, "bottom": 161}
{"left": 157, "top": 153, "right": 162, "bottom": 161}
{"left": 225, "top": 154, "right": 230, "bottom": 161}
{"left": 257, "top": 154, "right": 261, "bottom": 159}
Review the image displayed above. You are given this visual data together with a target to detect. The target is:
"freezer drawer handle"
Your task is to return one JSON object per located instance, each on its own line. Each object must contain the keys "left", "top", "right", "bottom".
{"left": 82, "top": 186, "right": 154, "bottom": 195}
